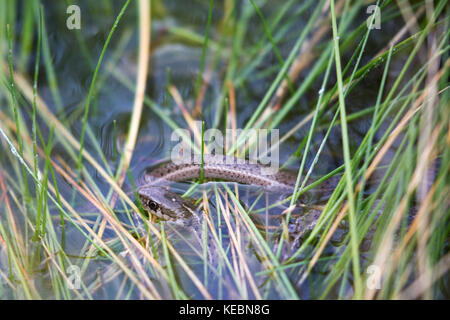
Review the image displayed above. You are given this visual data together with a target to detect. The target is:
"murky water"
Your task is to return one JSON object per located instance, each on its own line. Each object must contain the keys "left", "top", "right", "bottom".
{"left": 1, "top": 1, "right": 424, "bottom": 299}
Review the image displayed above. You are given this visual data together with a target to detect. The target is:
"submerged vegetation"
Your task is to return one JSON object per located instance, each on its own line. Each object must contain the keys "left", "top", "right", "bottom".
{"left": 0, "top": 0, "right": 448, "bottom": 299}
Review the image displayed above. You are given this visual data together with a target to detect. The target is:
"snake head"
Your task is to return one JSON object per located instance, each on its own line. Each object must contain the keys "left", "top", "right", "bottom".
{"left": 138, "top": 186, "right": 196, "bottom": 221}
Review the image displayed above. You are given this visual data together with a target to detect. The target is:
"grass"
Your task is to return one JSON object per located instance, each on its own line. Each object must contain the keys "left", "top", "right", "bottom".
{"left": 0, "top": 0, "right": 448, "bottom": 300}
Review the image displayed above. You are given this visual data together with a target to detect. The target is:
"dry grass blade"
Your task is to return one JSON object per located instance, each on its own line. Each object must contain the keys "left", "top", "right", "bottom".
{"left": 115, "top": 0, "right": 151, "bottom": 191}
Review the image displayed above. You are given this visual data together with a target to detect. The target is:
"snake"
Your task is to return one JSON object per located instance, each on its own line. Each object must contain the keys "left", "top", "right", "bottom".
{"left": 134, "top": 155, "right": 433, "bottom": 264}
{"left": 137, "top": 155, "right": 339, "bottom": 237}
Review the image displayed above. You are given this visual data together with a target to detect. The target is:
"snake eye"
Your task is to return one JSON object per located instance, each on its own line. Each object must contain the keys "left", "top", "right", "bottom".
{"left": 148, "top": 201, "right": 158, "bottom": 211}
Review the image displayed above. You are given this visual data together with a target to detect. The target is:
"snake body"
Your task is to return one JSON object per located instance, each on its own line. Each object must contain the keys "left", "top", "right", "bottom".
{"left": 142, "top": 155, "right": 298, "bottom": 189}
{"left": 136, "top": 155, "right": 344, "bottom": 262}
{"left": 138, "top": 155, "right": 338, "bottom": 225}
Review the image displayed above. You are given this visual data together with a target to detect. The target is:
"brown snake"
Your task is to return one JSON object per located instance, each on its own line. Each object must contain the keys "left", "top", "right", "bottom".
{"left": 137, "top": 155, "right": 339, "bottom": 234}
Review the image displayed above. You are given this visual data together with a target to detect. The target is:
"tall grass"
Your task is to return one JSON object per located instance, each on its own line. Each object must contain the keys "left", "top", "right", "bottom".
{"left": 0, "top": 0, "right": 448, "bottom": 299}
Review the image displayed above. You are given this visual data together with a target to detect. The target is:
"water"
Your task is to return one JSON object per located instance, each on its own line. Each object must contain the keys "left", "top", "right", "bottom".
{"left": 0, "top": 1, "right": 425, "bottom": 299}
